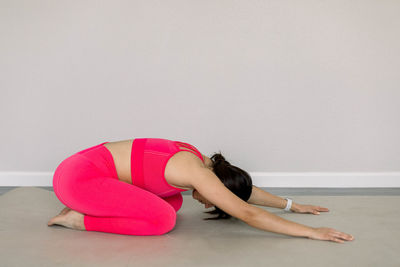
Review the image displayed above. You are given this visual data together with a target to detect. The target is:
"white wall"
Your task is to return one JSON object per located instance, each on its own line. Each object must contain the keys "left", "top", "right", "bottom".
{"left": 1, "top": 0, "right": 399, "bottom": 179}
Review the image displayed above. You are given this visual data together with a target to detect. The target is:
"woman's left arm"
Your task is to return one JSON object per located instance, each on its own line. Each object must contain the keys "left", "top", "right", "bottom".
{"left": 247, "top": 185, "right": 329, "bottom": 215}
{"left": 247, "top": 185, "right": 297, "bottom": 210}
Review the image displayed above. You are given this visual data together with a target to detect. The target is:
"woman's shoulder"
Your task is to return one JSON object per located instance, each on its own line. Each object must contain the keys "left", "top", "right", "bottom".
{"left": 164, "top": 152, "right": 212, "bottom": 190}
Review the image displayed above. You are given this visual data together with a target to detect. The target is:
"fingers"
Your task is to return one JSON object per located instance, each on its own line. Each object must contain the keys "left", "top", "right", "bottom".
{"left": 312, "top": 207, "right": 324, "bottom": 214}
{"left": 316, "top": 206, "right": 329, "bottom": 212}
{"left": 331, "top": 230, "right": 354, "bottom": 243}
{"left": 312, "top": 227, "right": 355, "bottom": 243}
{"left": 309, "top": 206, "right": 329, "bottom": 213}
{"left": 336, "top": 231, "right": 354, "bottom": 241}
{"left": 331, "top": 237, "right": 344, "bottom": 243}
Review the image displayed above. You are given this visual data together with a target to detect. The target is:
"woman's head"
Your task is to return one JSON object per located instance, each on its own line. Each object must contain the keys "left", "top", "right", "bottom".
{"left": 198, "top": 151, "right": 253, "bottom": 220}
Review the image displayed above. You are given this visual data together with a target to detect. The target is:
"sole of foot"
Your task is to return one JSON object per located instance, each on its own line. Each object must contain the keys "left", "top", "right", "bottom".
{"left": 48, "top": 207, "right": 85, "bottom": 231}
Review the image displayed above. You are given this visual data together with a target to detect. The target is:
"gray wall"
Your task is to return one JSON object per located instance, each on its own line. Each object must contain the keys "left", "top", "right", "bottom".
{"left": 1, "top": 0, "right": 399, "bottom": 173}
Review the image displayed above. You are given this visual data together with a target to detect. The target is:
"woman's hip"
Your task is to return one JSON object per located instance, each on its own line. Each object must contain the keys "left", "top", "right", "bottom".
{"left": 52, "top": 142, "right": 118, "bottom": 205}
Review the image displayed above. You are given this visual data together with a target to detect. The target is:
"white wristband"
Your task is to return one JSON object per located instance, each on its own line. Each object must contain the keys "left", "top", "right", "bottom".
{"left": 284, "top": 198, "right": 293, "bottom": 212}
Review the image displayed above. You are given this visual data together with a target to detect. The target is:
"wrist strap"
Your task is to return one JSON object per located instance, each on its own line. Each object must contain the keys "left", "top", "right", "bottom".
{"left": 284, "top": 198, "right": 293, "bottom": 212}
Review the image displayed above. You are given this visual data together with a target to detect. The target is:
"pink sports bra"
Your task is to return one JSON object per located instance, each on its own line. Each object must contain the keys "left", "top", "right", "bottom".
{"left": 131, "top": 138, "right": 205, "bottom": 198}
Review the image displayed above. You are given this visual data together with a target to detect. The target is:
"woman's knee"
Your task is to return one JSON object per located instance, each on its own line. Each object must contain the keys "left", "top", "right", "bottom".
{"left": 152, "top": 205, "right": 177, "bottom": 235}
{"left": 162, "top": 193, "right": 183, "bottom": 212}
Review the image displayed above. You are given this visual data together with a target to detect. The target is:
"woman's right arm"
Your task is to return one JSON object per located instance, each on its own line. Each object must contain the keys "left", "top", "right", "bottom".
{"left": 188, "top": 167, "right": 354, "bottom": 243}
{"left": 245, "top": 205, "right": 314, "bottom": 237}
{"left": 245, "top": 210, "right": 354, "bottom": 243}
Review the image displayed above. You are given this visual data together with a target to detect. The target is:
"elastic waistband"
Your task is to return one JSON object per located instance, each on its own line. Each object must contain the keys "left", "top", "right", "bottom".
{"left": 70, "top": 141, "right": 118, "bottom": 179}
{"left": 75, "top": 141, "right": 109, "bottom": 155}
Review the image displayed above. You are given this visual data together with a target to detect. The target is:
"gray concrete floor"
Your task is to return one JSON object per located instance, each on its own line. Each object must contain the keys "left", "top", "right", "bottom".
{"left": 1, "top": 186, "right": 400, "bottom": 267}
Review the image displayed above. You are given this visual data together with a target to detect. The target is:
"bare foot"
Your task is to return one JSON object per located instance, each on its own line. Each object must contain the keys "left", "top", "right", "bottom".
{"left": 48, "top": 207, "right": 86, "bottom": 231}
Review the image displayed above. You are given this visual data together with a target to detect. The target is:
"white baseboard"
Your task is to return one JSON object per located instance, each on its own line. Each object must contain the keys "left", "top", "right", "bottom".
{"left": 1, "top": 171, "right": 400, "bottom": 187}
{"left": 250, "top": 172, "right": 400, "bottom": 187}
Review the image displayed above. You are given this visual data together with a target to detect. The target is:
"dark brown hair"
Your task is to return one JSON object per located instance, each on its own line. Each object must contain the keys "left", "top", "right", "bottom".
{"left": 202, "top": 151, "right": 253, "bottom": 220}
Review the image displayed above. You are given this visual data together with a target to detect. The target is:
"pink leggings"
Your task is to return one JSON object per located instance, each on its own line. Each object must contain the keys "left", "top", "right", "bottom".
{"left": 52, "top": 142, "right": 183, "bottom": 236}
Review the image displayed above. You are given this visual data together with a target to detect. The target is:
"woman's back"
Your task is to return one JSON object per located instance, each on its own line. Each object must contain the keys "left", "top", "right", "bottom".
{"left": 103, "top": 138, "right": 212, "bottom": 196}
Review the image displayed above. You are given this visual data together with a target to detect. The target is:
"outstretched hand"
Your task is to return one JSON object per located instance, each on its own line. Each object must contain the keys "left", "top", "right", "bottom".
{"left": 291, "top": 203, "right": 329, "bottom": 215}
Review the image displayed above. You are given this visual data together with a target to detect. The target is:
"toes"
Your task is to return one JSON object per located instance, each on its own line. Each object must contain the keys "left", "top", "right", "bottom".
{"left": 47, "top": 218, "right": 55, "bottom": 226}
{"left": 48, "top": 214, "right": 64, "bottom": 226}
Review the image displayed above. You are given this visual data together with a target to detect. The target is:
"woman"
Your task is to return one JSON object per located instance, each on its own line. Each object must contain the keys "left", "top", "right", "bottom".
{"left": 48, "top": 138, "right": 354, "bottom": 243}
